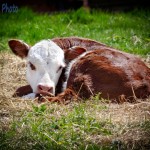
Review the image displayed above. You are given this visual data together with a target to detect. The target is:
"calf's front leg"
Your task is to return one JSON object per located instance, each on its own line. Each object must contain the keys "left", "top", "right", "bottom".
{"left": 39, "top": 88, "right": 79, "bottom": 104}
{"left": 13, "top": 85, "right": 33, "bottom": 97}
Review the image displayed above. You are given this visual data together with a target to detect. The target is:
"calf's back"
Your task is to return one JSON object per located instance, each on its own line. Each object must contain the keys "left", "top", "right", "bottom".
{"left": 66, "top": 49, "right": 150, "bottom": 102}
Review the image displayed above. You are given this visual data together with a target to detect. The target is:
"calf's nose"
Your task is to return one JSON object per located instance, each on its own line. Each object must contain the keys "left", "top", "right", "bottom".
{"left": 37, "top": 84, "right": 53, "bottom": 94}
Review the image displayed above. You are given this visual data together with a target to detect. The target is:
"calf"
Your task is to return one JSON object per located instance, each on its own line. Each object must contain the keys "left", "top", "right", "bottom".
{"left": 9, "top": 37, "right": 150, "bottom": 102}
{"left": 9, "top": 37, "right": 110, "bottom": 98}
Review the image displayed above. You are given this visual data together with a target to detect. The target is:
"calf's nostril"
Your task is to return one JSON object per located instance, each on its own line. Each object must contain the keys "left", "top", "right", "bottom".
{"left": 38, "top": 85, "right": 45, "bottom": 91}
{"left": 48, "top": 87, "right": 53, "bottom": 93}
{"left": 38, "top": 84, "right": 53, "bottom": 93}
{"left": 38, "top": 85, "right": 43, "bottom": 90}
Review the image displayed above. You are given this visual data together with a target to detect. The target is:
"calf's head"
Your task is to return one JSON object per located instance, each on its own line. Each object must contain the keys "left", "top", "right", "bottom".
{"left": 9, "top": 39, "right": 86, "bottom": 96}
{"left": 9, "top": 39, "right": 66, "bottom": 95}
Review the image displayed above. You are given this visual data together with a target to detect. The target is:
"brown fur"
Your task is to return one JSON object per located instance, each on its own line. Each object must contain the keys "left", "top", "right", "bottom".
{"left": 52, "top": 36, "right": 123, "bottom": 53}
{"left": 9, "top": 40, "right": 29, "bottom": 58}
{"left": 40, "top": 88, "right": 78, "bottom": 104}
{"left": 66, "top": 50, "right": 150, "bottom": 102}
{"left": 13, "top": 85, "right": 32, "bottom": 97}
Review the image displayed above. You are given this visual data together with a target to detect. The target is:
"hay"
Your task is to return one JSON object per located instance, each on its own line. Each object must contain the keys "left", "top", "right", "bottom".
{"left": 0, "top": 53, "right": 33, "bottom": 127}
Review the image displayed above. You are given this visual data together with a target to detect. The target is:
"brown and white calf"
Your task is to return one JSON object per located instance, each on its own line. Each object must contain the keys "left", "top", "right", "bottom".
{"left": 9, "top": 37, "right": 150, "bottom": 102}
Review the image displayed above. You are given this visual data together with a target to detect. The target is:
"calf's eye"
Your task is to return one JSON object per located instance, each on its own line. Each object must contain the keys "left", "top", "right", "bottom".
{"left": 29, "top": 62, "right": 36, "bottom": 70}
{"left": 56, "top": 66, "right": 63, "bottom": 73}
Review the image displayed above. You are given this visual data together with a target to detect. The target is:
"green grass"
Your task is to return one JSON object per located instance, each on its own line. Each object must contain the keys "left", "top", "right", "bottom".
{"left": 0, "top": 7, "right": 150, "bottom": 55}
{"left": 0, "top": 102, "right": 112, "bottom": 150}
{"left": 1, "top": 98, "right": 150, "bottom": 150}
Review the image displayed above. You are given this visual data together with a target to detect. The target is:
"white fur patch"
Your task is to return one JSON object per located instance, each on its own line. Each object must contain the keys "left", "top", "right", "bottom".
{"left": 22, "top": 93, "right": 36, "bottom": 99}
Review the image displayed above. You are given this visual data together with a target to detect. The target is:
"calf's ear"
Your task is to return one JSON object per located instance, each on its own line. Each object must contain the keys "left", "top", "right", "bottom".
{"left": 8, "top": 39, "right": 30, "bottom": 58}
{"left": 65, "top": 46, "right": 86, "bottom": 62}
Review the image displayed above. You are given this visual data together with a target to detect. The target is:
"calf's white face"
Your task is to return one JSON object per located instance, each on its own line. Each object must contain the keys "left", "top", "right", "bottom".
{"left": 9, "top": 39, "right": 65, "bottom": 95}
{"left": 26, "top": 40, "right": 66, "bottom": 95}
